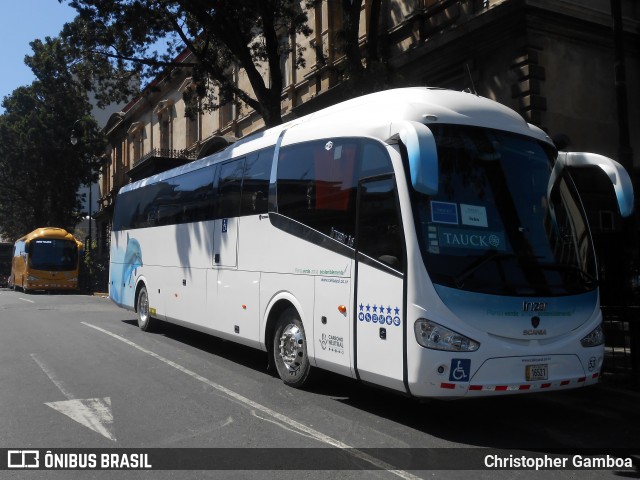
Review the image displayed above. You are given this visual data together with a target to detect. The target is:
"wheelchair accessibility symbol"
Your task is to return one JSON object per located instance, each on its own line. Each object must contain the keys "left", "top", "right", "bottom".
{"left": 449, "top": 359, "right": 471, "bottom": 382}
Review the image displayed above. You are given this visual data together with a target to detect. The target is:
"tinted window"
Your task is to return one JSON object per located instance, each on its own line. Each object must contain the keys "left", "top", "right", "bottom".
{"left": 361, "top": 142, "right": 394, "bottom": 178}
{"left": 277, "top": 138, "right": 391, "bottom": 245}
{"left": 358, "top": 176, "right": 404, "bottom": 272}
{"left": 155, "top": 168, "right": 216, "bottom": 225}
{"left": 216, "top": 159, "right": 245, "bottom": 219}
{"left": 413, "top": 125, "right": 595, "bottom": 296}
{"left": 112, "top": 189, "right": 142, "bottom": 231}
{"left": 113, "top": 165, "right": 215, "bottom": 230}
{"left": 29, "top": 239, "right": 78, "bottom": 271}
{"left": 241, "top": 148, "right": 273, "bottom": 215}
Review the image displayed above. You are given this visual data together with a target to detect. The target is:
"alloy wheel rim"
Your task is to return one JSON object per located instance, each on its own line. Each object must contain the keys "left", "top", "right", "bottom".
{"left": 278, "top": 323, "right": 305, "bottom": 372}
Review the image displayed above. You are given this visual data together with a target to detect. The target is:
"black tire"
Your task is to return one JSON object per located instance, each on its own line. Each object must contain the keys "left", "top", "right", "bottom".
{"left": 272, "top": 307, "right": 312, "bottom": 388}
{"left": 136, "top": 284, "right": 155, "bottom": 332}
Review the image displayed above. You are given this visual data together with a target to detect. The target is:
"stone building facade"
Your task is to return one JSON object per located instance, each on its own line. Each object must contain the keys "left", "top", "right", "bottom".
{"left": 96, "top": 0, "right": 640, "bottom": 300}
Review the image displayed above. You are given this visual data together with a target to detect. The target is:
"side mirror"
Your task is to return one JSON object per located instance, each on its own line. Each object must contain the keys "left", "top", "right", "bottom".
{"left": 390, "top": 121, "right": 439, "bottom": 195}
{"left": 549, "top": 152, "right": 634, "bottom": 217}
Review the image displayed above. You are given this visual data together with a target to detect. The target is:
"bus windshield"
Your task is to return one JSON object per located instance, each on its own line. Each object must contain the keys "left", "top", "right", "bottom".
{"left": 29, "top": 239, "right": 79, "bottom": 271}
{"left": 413, "top": 125, "right": 597, "bottom": 297}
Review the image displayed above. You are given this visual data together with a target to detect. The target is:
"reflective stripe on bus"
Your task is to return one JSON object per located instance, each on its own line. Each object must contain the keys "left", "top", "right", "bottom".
{"left": 440, "top": 373, "right": 599, "bottom": 391}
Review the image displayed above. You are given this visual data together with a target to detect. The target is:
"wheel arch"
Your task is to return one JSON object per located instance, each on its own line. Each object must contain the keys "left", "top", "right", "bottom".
{"left": 263, "top": 293, "right": 305, "bottom": 368}
{"left": 133, "top": 276, "right": 148, "bottom": 313}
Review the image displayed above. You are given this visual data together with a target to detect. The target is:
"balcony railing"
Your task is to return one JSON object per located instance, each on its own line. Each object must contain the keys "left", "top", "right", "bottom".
{"left": 134, "top": 148, "right": 198, "bottom": 167}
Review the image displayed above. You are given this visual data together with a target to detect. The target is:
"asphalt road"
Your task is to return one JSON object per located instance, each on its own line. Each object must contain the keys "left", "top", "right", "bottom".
{"left": 0, "top": 289, "right": 638, "bottom": 479}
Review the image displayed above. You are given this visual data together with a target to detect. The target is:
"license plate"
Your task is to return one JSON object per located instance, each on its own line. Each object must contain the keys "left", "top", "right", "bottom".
{"left": 526, "top": 364, "right": 548, "bottom": 381}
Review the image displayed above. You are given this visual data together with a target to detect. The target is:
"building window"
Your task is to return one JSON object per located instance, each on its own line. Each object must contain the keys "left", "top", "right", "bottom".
{"left": 160, "top": 116, "right": 170, "bottom": 150}
{"left": 220, "top": 102, "right": 233, "bottom": 127}
{"left": 280, "top": 33, "right": 292, "bottom": 88}
{"left": 131, "top": 141, "right": 138, "bottom": 166}
{"left": 127, "top": 122, "right": 144, "bottom": 164}
{"left": 107, "top": 149, "right": 113, "bottom": 194}
{"left": 179, "top": 78, "right": 199, "bottom": 149}
{"left": 114, "top": 144, "right": 122, "bottom": 187}
{"left": 137, "top": 134, "right": 144, "bottom": 161}
{"left": 154, "top": 100, "right": 174, "bottom": 152}
{"left": 186, "top": 113, "right": 198, "bottom": 148}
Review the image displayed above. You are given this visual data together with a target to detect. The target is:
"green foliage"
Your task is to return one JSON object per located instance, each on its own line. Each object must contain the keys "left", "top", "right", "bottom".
{"left": 82, "top": 239, "right": 109, "bottom": 292}
{"left": 0, "top": 37, "right": 105, "bottom": 241}
{"left": 62, "top": 0, "right": 322, "bottom": 127}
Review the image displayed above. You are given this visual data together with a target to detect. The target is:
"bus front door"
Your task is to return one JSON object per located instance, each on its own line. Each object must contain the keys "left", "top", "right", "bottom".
{"left": 354, "top": 176, "right": 406, "bottom": 392}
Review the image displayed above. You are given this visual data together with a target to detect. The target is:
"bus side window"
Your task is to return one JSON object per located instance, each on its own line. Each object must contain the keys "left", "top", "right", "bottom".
{"left": 112, "top": 190, "right": 139, "bottom": 230}
{"left": 216, "top": 158, "right": 245, "bottom": 219}
{"left": 360, "top": 142, "right": 394, "bottom": 178}
{"left": 358, "top": 176, "right": 404, "bottom": 272}
{"left": 241, "top": 148, "right": 273, "bottom": 216}
{"left": 277, "top": 139, "right": 359, "bottom": 241}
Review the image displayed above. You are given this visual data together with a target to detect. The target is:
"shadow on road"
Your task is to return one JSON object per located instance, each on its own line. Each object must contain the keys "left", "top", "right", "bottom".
{"left": 122, "top": 318, "right": 640, "bottom": 453}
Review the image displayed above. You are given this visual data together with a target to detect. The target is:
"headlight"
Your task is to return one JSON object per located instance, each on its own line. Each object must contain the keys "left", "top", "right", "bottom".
{"left": 581, "top": 324, "right": 604, "bottom": 347}
{"left": 414, "top": 319, "right": 480, "bottom": 352}
{"left": 27, "top": 275, "right": 38, "bottom": 281}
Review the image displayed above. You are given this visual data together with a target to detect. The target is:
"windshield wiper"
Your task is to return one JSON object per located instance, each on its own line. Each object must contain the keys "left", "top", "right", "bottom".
{"left": 455, "top": 251, "right": 516, "bottom": 287}
{"left": 535, "top": 263, "right": 598, "bottom": 286}
{"left": 454, "top": 252, "right": 545, "bottom": 288}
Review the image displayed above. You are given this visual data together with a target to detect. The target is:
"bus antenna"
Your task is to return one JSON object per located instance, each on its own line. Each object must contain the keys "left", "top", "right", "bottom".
{"left": 465, "top": 64, "right": 478, "bottom": 96}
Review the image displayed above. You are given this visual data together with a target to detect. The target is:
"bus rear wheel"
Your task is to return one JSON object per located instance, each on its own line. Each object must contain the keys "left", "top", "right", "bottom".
{"left": 272, "top": 308, "right": 312, "bottom": 388}
{"left": 136, "top": 285, "right": 155, "bottom": 332}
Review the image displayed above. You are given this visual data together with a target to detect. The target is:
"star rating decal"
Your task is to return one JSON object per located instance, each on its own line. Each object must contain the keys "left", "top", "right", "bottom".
{"left": 358, "top": 302, "right": 402, "bottom": 326}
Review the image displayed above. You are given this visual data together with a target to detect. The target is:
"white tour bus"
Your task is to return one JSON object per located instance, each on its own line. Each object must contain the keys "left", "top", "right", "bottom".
{"left": 110, "top": 87, "right": 634, "bottom": 398}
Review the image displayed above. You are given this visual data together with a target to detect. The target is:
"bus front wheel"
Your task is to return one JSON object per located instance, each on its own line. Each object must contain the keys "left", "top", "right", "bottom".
{"left": 272, "top": 308, "right": 312, "bottom": 388}
{"left": 136, "top": 285, "right": 155, "bottom": 332}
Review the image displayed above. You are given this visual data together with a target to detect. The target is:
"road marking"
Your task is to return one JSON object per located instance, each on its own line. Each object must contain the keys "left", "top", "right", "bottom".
{"left": 82, "top": 322, "right": 420, "bottom": 479}
{"left": 19, "top": 297, "right": 35, "bottom": 304}
{"left": 31, "top": 353, "right": 116, "bottom": 442}
{"left": 31, "top": 353, "right": 74, "bottom": 399}
{"left": 46, "top": 398, "right": 115, "bottom": 441}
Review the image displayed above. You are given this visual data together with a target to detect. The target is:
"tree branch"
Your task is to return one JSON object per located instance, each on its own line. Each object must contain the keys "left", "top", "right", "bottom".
{"left": 87, "top": 48, "right": 198, "bottom": 69}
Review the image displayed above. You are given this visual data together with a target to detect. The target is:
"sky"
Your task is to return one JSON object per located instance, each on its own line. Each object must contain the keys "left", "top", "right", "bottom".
{"left": 0, "top": 1, "right": 78, "bottom": 113}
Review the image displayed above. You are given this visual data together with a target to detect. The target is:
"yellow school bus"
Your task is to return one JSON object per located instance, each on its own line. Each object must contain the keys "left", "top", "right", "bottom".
{"left": 9, "top": 227, "right": 83, "bottom": 292}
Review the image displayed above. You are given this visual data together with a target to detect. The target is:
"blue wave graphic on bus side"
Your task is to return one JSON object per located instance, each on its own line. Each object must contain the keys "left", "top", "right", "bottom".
{"left": 111, "top": 237, "right": 142, "bottom": 307}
